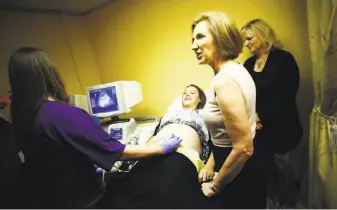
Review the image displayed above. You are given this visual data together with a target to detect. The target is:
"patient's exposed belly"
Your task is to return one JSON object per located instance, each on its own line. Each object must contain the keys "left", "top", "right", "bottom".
{"left": 151, "top": 124, "right": 202, "bottom": 154}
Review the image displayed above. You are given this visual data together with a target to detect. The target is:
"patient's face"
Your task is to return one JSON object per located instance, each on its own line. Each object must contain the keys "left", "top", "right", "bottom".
{"left": 182, "top": 86, "right": 200, "bottom": 110}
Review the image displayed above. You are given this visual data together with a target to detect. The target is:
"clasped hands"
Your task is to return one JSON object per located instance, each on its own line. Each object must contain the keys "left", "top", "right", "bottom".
{"left": 159, "top": 135, "right": 222, "bottom": 197}
{"left": 255, "top": 113, "right": 263, "bottom": 130}
{"left": 198, "top": 166, "right": 220, "bottom": 197}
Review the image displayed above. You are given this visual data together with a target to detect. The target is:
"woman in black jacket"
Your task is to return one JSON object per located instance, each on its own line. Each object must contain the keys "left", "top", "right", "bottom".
{"left": 242, "top": 18, "right": 303, "bottom": 208}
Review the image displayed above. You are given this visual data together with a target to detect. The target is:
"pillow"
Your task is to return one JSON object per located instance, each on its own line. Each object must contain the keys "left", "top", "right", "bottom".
{"left": 167, "top": 95, "right": 183, "bottom": 113}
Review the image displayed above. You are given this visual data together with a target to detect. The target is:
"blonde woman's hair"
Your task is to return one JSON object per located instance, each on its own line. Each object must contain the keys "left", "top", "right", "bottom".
{"left": 192, "top": 11, "right": 243, "bottom": 60}
{"left": 241, "top": 18, "right": 283, "bottom": 51}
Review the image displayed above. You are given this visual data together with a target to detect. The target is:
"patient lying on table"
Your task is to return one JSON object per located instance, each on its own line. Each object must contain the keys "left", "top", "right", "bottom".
{"left": 147, "top": 86, "right": 210, "bottom": 169}
{"left": 107, "top": 85, "right": 219, "bottom": 209}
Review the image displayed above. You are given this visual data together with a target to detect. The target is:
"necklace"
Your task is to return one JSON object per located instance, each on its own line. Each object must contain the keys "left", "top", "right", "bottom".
{"left": 254, "top": 54, "right": 268, "bottom": 70}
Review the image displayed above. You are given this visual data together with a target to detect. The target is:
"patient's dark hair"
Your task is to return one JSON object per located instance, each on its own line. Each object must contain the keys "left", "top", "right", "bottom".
{"left": 185, "top": 84, "right": 207, "bottom": 109}
{"left": 154, "top": 84, "right": 207, "bottom": 135}
{"left": 8, "top": 46, "right": 69, "bottom": 137}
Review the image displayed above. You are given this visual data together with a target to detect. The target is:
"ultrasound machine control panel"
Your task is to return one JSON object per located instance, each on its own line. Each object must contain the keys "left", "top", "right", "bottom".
{"left": 107, "top": 118, "right": 137, "bottom": 144}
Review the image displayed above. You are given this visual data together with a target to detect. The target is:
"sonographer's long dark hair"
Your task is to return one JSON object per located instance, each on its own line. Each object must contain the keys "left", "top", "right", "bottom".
{"left": 8, "top": 47, "right": 69, "bottom": 138}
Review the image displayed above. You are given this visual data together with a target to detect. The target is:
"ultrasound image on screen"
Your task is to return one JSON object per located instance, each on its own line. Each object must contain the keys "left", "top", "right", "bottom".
{"left": 89, "top": 86, "right": 119, "bottom": 114}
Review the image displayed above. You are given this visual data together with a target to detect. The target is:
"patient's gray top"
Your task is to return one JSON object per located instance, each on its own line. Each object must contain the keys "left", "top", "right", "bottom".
{"left": 158, "top": 108, "right": 210, "bottom": 162}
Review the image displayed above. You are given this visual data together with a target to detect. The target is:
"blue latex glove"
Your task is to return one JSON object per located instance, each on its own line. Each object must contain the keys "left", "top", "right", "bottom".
{"left": 160, "top": 134, "right": 182, "bottom": 154}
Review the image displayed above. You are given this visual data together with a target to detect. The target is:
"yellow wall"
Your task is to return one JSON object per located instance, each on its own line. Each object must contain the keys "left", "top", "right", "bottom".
{"left": 0, "top": 0, "right": 314, "bottom": 204}
{"left": 0, "top": 10, "right": 101, "bottom": 118}
{"left": 86, "top": 0, "right": 312, "bottom": 120}
{"left": 86, "top": 0, "right": 313, "bottom": 201}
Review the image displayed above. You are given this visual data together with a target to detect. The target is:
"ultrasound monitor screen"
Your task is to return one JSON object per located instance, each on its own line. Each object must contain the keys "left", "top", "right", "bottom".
{"left": 89, "top": 86, "right": 119, "bottom": 114}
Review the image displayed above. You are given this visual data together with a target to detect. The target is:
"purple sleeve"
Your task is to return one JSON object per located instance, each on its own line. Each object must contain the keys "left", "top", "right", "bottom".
{"left": 43, "top": 105, "right": 126, "bottom": 171}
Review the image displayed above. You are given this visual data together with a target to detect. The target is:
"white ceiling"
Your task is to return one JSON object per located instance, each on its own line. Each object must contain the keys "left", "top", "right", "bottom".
{"left": 0, "top": 0, "right": 112, "bottom": 15}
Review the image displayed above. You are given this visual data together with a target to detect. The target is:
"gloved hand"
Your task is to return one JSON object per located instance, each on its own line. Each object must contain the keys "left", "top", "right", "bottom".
{"left": 160, "top": 134, "right": 182, "bottom": 154}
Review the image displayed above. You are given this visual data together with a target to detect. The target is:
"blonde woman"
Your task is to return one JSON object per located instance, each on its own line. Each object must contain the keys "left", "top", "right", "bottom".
{"left": 191, "top": 12, "right": 268, "bottom": 208}
{"left": 242, "top": 19, "right": 303, "bottom": 208}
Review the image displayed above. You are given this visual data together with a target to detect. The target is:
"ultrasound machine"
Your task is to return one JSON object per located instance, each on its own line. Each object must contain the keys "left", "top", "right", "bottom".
{"left": 87, "top": 81, "right": 143, "bottom": 143}
{"left": 69, "top": 81, "right": 157, "bottom": 179}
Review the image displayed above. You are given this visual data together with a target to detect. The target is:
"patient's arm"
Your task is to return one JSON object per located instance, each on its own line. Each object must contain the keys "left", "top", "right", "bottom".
{"left": 205, "top": 152, "right": 215, "bottom": 169}
{"left": 198, "top": 152, "right": 215, "bottom": 182}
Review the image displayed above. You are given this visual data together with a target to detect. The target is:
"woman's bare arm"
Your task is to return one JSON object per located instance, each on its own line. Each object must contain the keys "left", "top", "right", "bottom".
{"left": 120, "top": 144, "right": 163, "bottom": 160}
{"left": 211, "top": 75, "right": 254, "bottom": 189}
{"left": 146, "top": 136, "right": 157, "bottom": 145}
